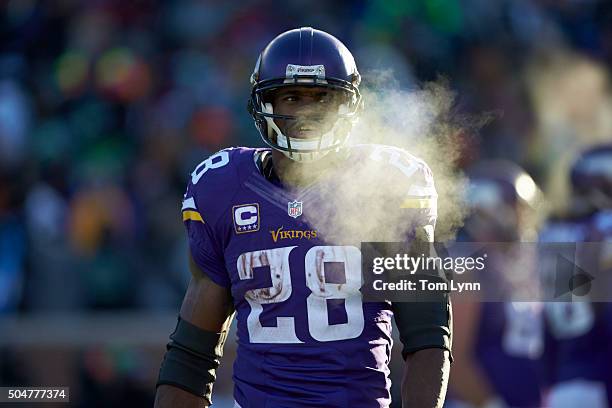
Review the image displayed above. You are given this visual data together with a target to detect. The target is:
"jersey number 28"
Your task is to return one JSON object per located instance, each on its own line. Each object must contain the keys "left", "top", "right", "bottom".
{"left": 236, "top": 245, "right": 365, "bottom": 343}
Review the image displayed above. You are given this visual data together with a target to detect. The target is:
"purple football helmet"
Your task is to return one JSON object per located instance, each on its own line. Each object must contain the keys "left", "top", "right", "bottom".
{"left": 464, "top": 160, "right": 541, "bottom": 241}
{"left": 570, "top": 144, "right": 612, "bottom": 210}
{"left": 248, "top": 27, "right": 362, "bottom": 162}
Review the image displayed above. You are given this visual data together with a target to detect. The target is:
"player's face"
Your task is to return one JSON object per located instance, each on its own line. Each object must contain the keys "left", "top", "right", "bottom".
{"left": 271, "top": 86, "right": 345, "bottom": 139}
{"left": 466, "top": 204, "right": 521, "bottom": 242}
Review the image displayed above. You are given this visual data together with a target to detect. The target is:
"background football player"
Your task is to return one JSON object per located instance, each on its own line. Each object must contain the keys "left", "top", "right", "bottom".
{"left": 154, "top": 27, "right": 452, "bottom": 408}
{"left": 448, "top": 161, "right": 546, "bottom": 408}
{"left": 539, "top": 144, "right": 612, "bottom": 408}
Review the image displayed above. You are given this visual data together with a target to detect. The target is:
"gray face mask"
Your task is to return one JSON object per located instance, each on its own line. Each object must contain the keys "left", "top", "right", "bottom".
{"left": 263, "top": 102, "right": 354, "bottom": 162}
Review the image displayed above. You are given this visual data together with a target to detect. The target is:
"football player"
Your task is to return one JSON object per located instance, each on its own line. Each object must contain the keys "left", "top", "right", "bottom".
{"left": 154, "top": 27, "right": 452, "bottom": 408}
{"left": 540, "top": 145, "right": 612, "bottom": 408}
{"left": 449, "top": 161, "right": 545, "bottom": 408}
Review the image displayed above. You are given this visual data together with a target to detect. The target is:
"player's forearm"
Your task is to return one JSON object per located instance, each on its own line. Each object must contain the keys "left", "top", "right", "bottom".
{"left": 401, "top": 348, "right": 450, "bottom": 408}
{"left": 449, "top": 358, "right": 496, "bottom": 406}
{"left": 156, "top": 270, "right": 233, "bottom": 408}
{"left": 154, "top": 385, "right": 209, "bottom": 408}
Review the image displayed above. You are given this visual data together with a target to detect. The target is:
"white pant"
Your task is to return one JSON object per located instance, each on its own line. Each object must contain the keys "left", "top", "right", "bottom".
{"left": 548, "top": 380, "right": 608, "bottom": 408}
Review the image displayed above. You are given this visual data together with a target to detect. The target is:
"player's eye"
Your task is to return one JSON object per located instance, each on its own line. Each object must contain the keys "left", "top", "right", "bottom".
{"left": 317, "top": 93, "right": 331, "bottom": 103}
{"left": 283, "top": 95, "right": 298, "bottom": 102}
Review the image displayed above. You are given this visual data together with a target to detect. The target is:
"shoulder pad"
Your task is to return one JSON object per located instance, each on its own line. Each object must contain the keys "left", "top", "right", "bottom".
{"left": 539, "top": 218, "right": 590, "bottom": 243}
{"left": 182, "top": 147, "right": 260, "bottom": 225}
{"left": 353, "top": 144, "right": 436, "bottom": 198}
{"left": 592, "top": 210, "right": 612, "bottom": 237}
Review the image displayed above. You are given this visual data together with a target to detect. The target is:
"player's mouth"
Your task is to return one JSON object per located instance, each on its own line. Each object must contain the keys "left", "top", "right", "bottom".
{"left": 298, "top": 126, "right": 316, "bottom": 134}
{"left": 287, "top": 123, "right": 320, "bottom": 138}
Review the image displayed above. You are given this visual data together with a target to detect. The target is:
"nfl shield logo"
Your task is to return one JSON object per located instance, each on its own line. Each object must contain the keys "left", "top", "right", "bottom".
{"left": 288, "top": 200, "right": 303, "bottom": 218}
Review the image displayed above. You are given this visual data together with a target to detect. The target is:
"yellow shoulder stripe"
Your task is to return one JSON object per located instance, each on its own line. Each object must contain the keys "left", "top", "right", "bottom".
{"left": 400, "top": 197, "right": 436, "bottom": 209}
{"left": 182, "top": 210, "right": 204, "bottom": 223}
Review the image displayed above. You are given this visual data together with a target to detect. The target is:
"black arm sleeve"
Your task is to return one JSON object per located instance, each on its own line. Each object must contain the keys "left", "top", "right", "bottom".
{"left": 392, "top": 237, "right": 453, "bottom": 361}
{"left": 156, "top": 317, "right": 229, "bottom": 404}
{"left": 392, "top": 295, "right": 453, "bottom": 361}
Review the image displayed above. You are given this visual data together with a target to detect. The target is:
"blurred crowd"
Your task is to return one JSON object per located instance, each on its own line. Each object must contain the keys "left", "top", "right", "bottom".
{"left": 1, "top": 0, "right": 612, "bottom": 406}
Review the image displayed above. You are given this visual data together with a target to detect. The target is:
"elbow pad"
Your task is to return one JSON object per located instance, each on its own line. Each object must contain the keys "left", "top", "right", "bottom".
{"left": 157, "top": 317, "right": 229, "bottom": 404}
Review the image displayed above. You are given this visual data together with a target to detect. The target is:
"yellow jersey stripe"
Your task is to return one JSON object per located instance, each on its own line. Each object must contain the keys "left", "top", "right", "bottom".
{"left": 400, "top": 197, "right": 436, "bottom": 209}
{"left": 182, "top": 210, "right": 204, "bottom": 223}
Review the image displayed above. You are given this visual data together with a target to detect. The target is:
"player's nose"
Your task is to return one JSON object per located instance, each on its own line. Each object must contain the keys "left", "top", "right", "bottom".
{"left": 293, "top": 101, "right": 325, "bottom": 117}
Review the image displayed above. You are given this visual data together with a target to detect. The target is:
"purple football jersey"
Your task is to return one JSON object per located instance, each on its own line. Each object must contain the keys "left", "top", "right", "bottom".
{"left": 181, "top": 145, "right": 437, "bottom": 408}
{"left": 474, "top": 301, "right": 544, "bottom": 407}
{"left": 453, "top": 230, "right": 545, "bottom": 407}
{"left": 540, "top": 213, "right": 612, "bottom": 405}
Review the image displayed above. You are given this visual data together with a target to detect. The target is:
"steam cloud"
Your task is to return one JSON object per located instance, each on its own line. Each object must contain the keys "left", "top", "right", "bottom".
{"left": 285, "top": 72, "right": 476, "bottom": 245}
